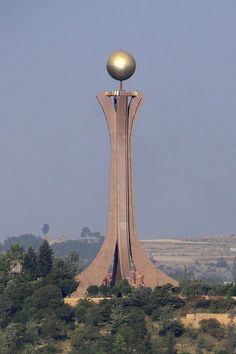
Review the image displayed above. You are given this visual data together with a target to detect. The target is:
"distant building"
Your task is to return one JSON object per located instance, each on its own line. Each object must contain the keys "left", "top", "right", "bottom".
{"left": 45, "top": 235, "right": 67, "bottom": 245}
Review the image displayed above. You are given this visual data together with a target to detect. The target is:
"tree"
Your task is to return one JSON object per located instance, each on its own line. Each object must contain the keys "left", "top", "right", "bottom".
{"left": 115, "top": 315, "right": 152, "bottom": 354}
{"left": 109, "top": 304, "right": 126, "bottom": 334}
{"left": 199, "top": 318, "right": 224, "bottom": 339}
{"left": 3, "top": 234, "right": 42, "bottom": 253}
{"left": 81, "top": 227, "right": 91, "bottom": 238}
{"left": 180, "top": 279, "right": 208, "bottom": 298}
{"left": 7, "top": 243, "right": 25, "bottom": 273}
{"left": 38, "top": 240, "right": 53, "bottom": 277}
{"left": 118, "top": 279, "right": 132, "bottom": 296}
{"left": 87, "top": 285, "right": 99, "bottom": 297}
{"left": 74, "top": 299, "right": 95, "bottom": 324}
{"left": 41, "top": 317, "right": 67, "bottom": 340}
{"left": 128, "top": 286, "right": 152, "bottom": 307}
{"left": 99, "top": 285, "right": 111, "bottom": 297}
{"left": 57, "top": 278, "right": 78, "bottom": 297}
{"left": 0, "top": 324, "right": 19, "bottom": 353}
{"left": 51, "top": 258, "right": 70, "bottom": 280}
{"left": 28, "top": 285, "right": 63, "bottom": 310}
{"left": 159, "top": 320, "right": 184, "bottom": 337}
{"left": 23, "top": 247, "right": 38, "bottom": 279}
{"left": 165, "top": 332, "right": 177, "bottom": 354}
{"left": 64, "top": 251, "right": 81, "bottom": 276}
{"left": 70, "top": 325, "right": 101, "bottom": 354}
{"left": 225, "top": 324, "right": 236, "bottom": 353}
{"left": 42, "top": 224, "right": 49, "bottom": 237}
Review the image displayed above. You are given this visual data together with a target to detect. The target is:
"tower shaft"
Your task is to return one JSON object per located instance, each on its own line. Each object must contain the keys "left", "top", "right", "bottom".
{"left": 72, "top": 90, "right": 177, "bottom": 297}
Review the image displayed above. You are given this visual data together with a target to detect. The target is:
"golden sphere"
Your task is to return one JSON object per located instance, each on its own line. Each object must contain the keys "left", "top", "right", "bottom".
{"left": 107, "top": 50, "right": 136, "bottom": 81}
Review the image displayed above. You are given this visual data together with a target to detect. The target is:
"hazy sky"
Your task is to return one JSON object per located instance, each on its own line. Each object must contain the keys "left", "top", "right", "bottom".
{"left": 0, "top": 1, "right": 236, "bottom": 241}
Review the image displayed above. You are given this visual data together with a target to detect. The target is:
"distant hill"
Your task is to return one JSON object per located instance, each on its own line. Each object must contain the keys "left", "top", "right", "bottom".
{"left": 2, "top": 234, "right": 43, "bottom": 252}
{"left": 0, "top": 233, "right": 104, "bottom": 267}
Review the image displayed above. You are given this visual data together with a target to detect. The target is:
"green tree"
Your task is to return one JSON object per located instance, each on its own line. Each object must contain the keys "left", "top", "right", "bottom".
{"left": 159, "top": 320, "right": 184, "bottom": 337}
{"left": 99, "top": 285, "right": 111, "bottom": 296}
{"left": 41, "top": 317, "right": 67, "bottom": 340}
{"left": 51, "top": 258, "right": 70, "bottom": 280}
{"left": 0, "top": 323, "right": 26, "bottom": 353}
{"left": 29, "top": 285, "right": 63, "bottom": 310}
{"left": 23, "top": 247, "right": 38, "bottom": 279}
{"left": 87, "top": 285, "right": 99, "bottom": 297}
{"left": 109, "top": 304, "right": 127, "bottom": 334}
{"left": 113, "top": 334, "right": 127, "bottom": 353}
{"left": 65, "top": 250, "right": 81, "bottom": 276}
{"left": 199, "top": 318, "right": 224, "bottom": 339}
{"left": 115, "top": 321, "right": 152, "bottom": 354}
{"left": 83, "top": 301, "right": 112, "bottom": 327}
{"left": 0, "top": 253, "right": 9, "bottom": 275}
{"left": 225, "top": 324, "right": 236, "bottom": 353}
{"left": 151, "top": 304, "right": 173, "bottom": 322}
{"left": 165, "top": 332, "right": 176, "bottom": 354}
{"left": 128, "top": 285, "right": 152, "bottom": 307}
{"left": 38, "top": 240, "right": 53, "bottom": 277}
{"left": 81, "top": 227, "right": 91, "bottom": 238}
{"left": 41, "top": 224, "right": 49, "bottom": 237}
{"left": 74, "top": 299, "right": 95, "bottom": 323}
{"left": 70, "top": 325, "right": 101, "bottom": 354}
{"left": 180, "top": 279, "right": 208, "bottom": 298}
{"left": 117, "top": 279, "right": 132, "bottom": 296}
{"left": 7, "top": 243, "right": 25, "bottom": 273}
{"left": 0, "top": 326, "right": 17, "bottom": 354}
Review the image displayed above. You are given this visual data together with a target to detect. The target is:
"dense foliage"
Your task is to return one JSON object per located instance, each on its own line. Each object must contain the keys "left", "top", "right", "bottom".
{"left": 0, "top": 242, "right": 79, "bottom": 353}
{"left": 1, "top": 242, "right": 236, "bottom": 353}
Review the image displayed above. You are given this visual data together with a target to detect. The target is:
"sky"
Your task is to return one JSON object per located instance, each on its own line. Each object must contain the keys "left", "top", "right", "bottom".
{"left": 0, "top": 1, "right": 235, "bottom": 241}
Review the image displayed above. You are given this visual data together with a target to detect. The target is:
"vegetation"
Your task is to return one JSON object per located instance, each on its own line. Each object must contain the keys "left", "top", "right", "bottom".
{"left": 2, "top": 239, "right": 236, "bottom": 352}
{"left": 0, "top": 241, "right": 79, "bottom": 353}
{"left": 0, "top": 228, "right": 104, "bottom": 267}
{"left": 41, "top": 223, "right": 50, "bottom": 237}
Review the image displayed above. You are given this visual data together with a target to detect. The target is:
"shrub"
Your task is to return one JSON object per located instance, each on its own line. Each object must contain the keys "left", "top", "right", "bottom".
{"left": 199, "top": 318, "right": 224, "bottom": 339}
{"left": 87, "top": 285, "right": 99, "bottom": 297}
{"left": 128, "top": 286, "right": 152, "bottom": 307}
{"left": 74, "top": 299, "right": 95, "bottom": 323}
{"left": 159, "top": 319, "right": 184, "bottom": 337}
{"left": 99, "top": 285, "right": 111, "bottom": 296}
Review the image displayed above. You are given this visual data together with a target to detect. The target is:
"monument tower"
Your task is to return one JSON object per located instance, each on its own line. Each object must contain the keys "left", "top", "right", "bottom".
{"left": 72, "top": 51, "right": 178, "bottom": 297}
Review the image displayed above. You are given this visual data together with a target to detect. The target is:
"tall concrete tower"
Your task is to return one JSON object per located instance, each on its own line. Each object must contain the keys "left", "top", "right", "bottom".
{"left": 72, "top": 51, "right": 178, "bottom": 297}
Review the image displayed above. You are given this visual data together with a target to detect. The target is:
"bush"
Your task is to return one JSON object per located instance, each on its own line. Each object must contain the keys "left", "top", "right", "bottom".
{"left": 209, "top": 298, "right": 235, "bottom": 312}
{"left": 29, "top": 285, "right": 63, "bottom": 310}
{"left": 128, "top": 286, "right": 152, "bottom": 307}
{"left": 150, "top": 287, "right": 185, "bottom": 309}
{"left": 99, "top": 285, "right": 111, "bottom": 296}
{"left": 74, "top": 299, "right": 95, "bottom": 323}
{"left": 199, "top": 318, "right": 224, "bottom": 339}
{"left": 159, "top": 320, "right": 184, "bottom": 337}
{"left": 70, "top": 325, "right": 101, "bottom": 353}
{"left": 87, "top": 285, "right": 99, "bottom": 297}
{"left": 116, "top": 279, "right": 133, "bottom": 296}
{"left": 151, "top": 305, "right": 173, "bottom": 322}
{"left": 110, "top": 286, "right": 122, "bottom": 297}
{"left": 58, "top": 278, "right": 78, "bottom": 297}
{"left": 195, "top": 299, "right": 210, "bottom": 309}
